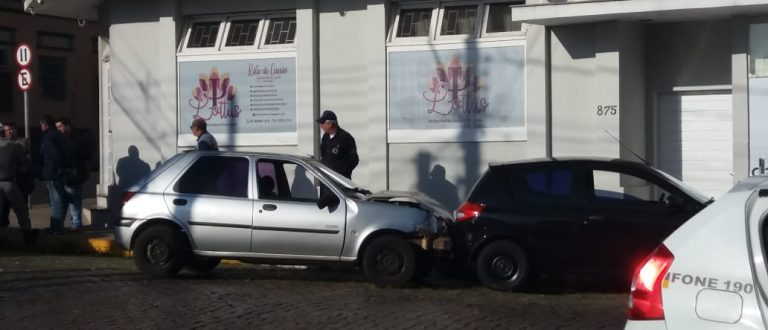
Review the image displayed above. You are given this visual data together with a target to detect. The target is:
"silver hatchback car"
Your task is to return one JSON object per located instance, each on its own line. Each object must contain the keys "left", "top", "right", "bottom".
{"left": 115, "top": 151, "right": 451, "bottom": 287}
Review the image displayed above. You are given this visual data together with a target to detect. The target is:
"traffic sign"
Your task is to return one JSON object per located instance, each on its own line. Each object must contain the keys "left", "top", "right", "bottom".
{"left": 15, "top": 43, "right": 32, "bottom": 67}
{"left": 17, "top": 68, "right": 32, "bottom": 91}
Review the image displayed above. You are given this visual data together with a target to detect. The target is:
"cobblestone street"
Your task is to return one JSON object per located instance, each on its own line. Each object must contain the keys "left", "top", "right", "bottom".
{"left": 0, "top": 252, "right": 628, "bottom": 329}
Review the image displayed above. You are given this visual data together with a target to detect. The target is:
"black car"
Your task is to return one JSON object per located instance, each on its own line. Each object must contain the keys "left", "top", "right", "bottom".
{"left": 449, "top": 158, "right": 712, "bottom": 291}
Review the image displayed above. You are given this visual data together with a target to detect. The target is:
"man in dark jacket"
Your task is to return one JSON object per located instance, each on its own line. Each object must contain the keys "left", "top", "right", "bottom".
{"left": 0, "top": 135, "right": 36, "bottom": 244}
{"left": 56, "top": 117, "right": 89, "bottom": 231}
{"left": 39, "top": 114, "right": 72, "bottom": 234}
{"left": 316, "top": 110, "right": 358, "bottom": 179}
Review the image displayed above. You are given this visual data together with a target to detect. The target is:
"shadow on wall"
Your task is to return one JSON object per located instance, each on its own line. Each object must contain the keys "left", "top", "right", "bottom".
{"left": 115, "top": 145, "right": 151, "bottom": 190}
{"left": 416, "top": 152, "right": 459, "bottom": 210}
{"left": 107, "top": 145, "right": 151, "bottom": 226}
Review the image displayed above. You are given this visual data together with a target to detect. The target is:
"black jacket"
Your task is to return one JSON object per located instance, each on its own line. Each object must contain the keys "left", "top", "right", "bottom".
{"left": 39, "top": 128, "right": 72, "bottom": 180}
{"left": 0, "top": 139, "right": 27, "bottom": 181}
{"left": 320, "top": 127, "right": 359, "bottom": 178}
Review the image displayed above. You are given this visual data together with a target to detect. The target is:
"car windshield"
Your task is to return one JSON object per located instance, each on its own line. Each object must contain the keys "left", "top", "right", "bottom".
{"left": 308, "top": 159, "right": 371, "bottom": 195}
{"left": 653, "top": 168, "right": 712, "bottom": 203}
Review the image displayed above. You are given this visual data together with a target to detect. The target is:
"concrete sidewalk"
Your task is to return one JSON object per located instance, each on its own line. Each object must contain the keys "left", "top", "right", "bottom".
{"left": 0, "top": 200, "right": 128, "bottom": 256}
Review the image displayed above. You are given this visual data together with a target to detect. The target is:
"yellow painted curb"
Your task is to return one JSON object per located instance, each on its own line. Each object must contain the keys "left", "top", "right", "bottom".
{"left": 87, "top": 237, "right": 132, "bottom": 257}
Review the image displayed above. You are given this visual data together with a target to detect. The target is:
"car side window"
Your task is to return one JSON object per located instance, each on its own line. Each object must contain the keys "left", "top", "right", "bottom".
{"left": 509, "top": 169, "right": 575, "bottom": 201}
{"left": 591, "top": 170, "right": 671, "bottom": 205}
{"left": 256, "top": 159, "right": 323, "bottom": 202}
{"left": 175, "top": 156, "right": 249, "bottom": 198}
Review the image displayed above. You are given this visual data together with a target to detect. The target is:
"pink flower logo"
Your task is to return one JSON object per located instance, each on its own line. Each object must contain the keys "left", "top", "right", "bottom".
{"left": 423, "top": 56, "right": 488, "bottom": 116}
{"left": 189, "top": 67, "right": 241, "bottom": 120}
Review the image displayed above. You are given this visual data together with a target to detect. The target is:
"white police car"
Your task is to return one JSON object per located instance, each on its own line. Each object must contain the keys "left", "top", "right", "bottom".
{"left": 625, "top": 175, "right": 768, "bottom": 330}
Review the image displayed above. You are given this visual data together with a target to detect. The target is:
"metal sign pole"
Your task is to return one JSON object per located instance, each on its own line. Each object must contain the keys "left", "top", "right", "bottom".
{"left": 23, "top": 90, "right": 29, "bottom": 139}
{"left": 23, "top": 90, "right": 30, "bottom": 210}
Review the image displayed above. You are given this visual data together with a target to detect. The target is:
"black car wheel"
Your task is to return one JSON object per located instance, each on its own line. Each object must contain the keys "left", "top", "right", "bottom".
{"left": 187, "top": 256, "right": 221, "bottom": 273}
{"left": 134, "top": 225, "right": 187, "bottom": 278}
{"left": 476, "top": 240, "right": 530, "bottom": 291}
{"left": 362, "top": 235, "right": 416, "bottom": 287}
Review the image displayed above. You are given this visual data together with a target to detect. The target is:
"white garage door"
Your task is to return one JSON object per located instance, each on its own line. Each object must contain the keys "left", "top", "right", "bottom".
{"left": 657, "top": 92, "right": 733, "bottom": 199}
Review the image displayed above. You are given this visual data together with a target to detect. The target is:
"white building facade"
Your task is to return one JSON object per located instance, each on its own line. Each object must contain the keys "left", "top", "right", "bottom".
{"left": 23, "top": 0, "right": 768, "bottom": 210}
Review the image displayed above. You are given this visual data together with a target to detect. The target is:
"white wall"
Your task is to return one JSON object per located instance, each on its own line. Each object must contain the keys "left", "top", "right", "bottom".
{"left": 106, "top": 0, "right": 179, "bottom": 188}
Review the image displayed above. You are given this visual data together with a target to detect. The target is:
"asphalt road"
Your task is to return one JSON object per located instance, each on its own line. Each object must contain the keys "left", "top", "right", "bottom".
{"left": 0, "top": 252, "right": 628, "bottom": 329}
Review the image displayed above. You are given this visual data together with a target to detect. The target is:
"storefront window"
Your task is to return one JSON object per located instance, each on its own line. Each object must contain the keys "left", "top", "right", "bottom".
{"left": 486, "top": 2, "right": 523, "bottom": 33}
{"left": 225, "top": 19, "right": 260, "bottom": 47}
{"left": 440, "top": 5, "right": 478, "bottom": 35}
{"left": 264, "top": 17, "right": 296, "bottom": 45}
{"left": 187, "top": 21, "right": 221, "bottom": 48}
{"left": 396, "top": 8, "right": 432, "bottom": 37}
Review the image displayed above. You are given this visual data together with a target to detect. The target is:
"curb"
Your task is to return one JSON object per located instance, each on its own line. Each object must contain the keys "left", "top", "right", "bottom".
{"left": 0, "top": 227, "right": 129, "bottom": 257}
{"left": 0, "top": 228, "right": 242, "bottom": 264}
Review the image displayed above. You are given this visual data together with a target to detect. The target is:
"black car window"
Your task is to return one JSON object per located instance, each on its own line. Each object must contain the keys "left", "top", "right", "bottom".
{"left": 175, "top": 156, "right": 249, "bottom": 198}
{"left": 590, "top": 169, "right": 671, "bottom": 205}
{"left": 510, "top": 168, "right": 575, "bottom": 200}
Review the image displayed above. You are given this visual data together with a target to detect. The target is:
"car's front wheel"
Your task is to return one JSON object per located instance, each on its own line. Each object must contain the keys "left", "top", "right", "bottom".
{"left": 476, "top": 240, "right": 530, "bottom": 291}
{"left": 133, "top": 225, "right": 187, "bottom": 278}
{"left": 187, "top": 256, "right": 221, "bottom": 273}
{"left": 362, "top": 235, "right": 416, "bottom": 287}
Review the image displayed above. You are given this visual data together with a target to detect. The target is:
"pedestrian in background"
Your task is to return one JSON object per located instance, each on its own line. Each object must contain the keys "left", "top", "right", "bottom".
{"left": 39, "top": 114, "right": 71, "bottom": 235}
{"left": 56, "top": 117, "right": 89, "bottom": 232}
{"left": 0, "top": 127, "right": 37, "bottom": 245}
{"left": 190, "top": 118, "right": 218, "bottom": 151}
{"left": 0, "top": 122, "right": 31, "bottom": 228}
{"left": 316, "top": 110, "right": 358, "bottom": 179}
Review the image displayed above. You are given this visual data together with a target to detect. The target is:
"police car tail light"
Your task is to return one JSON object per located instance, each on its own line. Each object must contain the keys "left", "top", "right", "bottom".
{"left": 628, "top": 244, "right": 674, "bottom": 320}
{"left": 454, "top": 201, "right": 485, "bottom": 223}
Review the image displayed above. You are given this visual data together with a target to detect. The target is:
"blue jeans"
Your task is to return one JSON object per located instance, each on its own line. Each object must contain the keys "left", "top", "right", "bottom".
{"left": 47, "top": 179, "right": 68, "bottom": 232}
{"left": 65, "top": 184, "right": 83, "bottom": 228}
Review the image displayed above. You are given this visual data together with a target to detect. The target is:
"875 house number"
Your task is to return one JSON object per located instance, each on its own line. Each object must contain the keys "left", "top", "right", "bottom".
{"left": 597, "top": 105, "right": 618, "bottom": 116}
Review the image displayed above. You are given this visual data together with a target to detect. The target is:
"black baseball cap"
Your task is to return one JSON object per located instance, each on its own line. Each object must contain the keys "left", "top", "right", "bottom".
{"left": 316, "top": 110, "right": 337, "bottom": 123}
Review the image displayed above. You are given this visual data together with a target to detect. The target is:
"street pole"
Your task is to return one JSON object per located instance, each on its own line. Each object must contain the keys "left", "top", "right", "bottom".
{"left": 23, "top": 90, "right": 30, "bottom": 209}
{"left": 23, "top": 90, "right": 29, "bottom": 139}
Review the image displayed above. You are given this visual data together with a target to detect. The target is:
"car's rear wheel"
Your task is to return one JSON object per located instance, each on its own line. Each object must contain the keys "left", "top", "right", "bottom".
{"left": 187, "top": 256, "right": 221, "bottom": 273}
{"left": 476, "top": 240, "right": 530, "bottom": 291}
{"left": 133, "top": 225, "right": 187, "bottom": 278}
{"left": 362, "top": 235, "right": 416, "bottom": 287}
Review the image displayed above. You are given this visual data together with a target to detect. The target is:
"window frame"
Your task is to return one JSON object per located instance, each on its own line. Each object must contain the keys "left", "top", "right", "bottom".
{"left": 480, "top": 0, "right": 527, "bottom": 38}
{"left": 434, "top": 2, "right": 483, "bottom": 41}
{"left": 178, "top": 16, "right": 227, "bottom": 55}
{"left": 387, "top": 1, "right": 527, "bottom": 46}
{"left": 260, "top": 12, "right": 299, "bottom": 50}
{"left": 0, "top": 27, "right": 16, "bottom": 46}
{"left": 178, "top": 13, "right": 297, "bottom": 56}
{"left": 38, "top": 55, "right": 68, "bottom": 101}
{"left": 388, "top": 3, "right": 439, "bottom": 45}
{"left": 220, "top": 14, "right": 266, "bottom": 52}
{"left": 37, "top": 31, "right": 75, "bottom": 51}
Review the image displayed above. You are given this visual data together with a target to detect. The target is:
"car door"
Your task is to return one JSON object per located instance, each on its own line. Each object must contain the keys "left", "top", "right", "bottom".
{"left": 502, "top": 164, "right": 593, "bottom": 271}
{"left": 251, "top": 158, "right": 346, "bottom": 258}
{"left": 581, "top": 165, "right": 694, "bottom": 274}
{"left": 164, "top": 155, "right": 253, "bottom": 252}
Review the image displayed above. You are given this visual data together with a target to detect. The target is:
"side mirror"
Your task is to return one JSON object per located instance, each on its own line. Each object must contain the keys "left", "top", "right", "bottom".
{"left": 317, "top": 190, "right": 340, "bottom": 209}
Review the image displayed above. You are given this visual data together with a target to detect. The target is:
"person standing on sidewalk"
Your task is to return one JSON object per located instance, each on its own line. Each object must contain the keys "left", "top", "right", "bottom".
{"left": 56, "top": 117, "right": 89, "bottom": 232}
{"left": 0, "top": 129, "right": 37, "bottom": 245}
{"left": 0, "top": 122, "right": 31, "bottom": 228}
{"left": 316, "top": 110, "right": 358, "bottom": 179}
{"left": 39, "top": 114, "right": 72, "bottom": 235}
{"left": 190, "top": 118, "right": 218, "bottom": 151}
